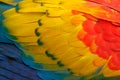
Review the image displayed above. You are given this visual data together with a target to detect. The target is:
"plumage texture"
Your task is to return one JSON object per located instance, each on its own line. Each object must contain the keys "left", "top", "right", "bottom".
{"left": 0, "top": 43, "right": 42, "bottom": 80}
{"left": 1, "top": 0, "right": 120, "bottom": 80}
{"left": 0, "top": 1, "right": 42, "bottom": 80}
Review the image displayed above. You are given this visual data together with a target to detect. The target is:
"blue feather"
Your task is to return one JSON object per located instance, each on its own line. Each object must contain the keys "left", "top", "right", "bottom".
{"left": 38, "top": 69, "right": 83, "bottom": 80}
{"left": 0, "top": 43, "right": 42, "bottom": 80}
{"left": 0, "top": 2, "right": 42, "bottom": 80}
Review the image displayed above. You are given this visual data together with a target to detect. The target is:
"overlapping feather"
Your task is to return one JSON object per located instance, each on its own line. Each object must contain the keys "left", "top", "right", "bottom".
{"left": 1, "top": 0, "right": 120, "bottom": 80}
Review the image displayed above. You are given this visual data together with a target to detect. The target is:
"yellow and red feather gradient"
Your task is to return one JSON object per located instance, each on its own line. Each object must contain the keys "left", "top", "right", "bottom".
{"left": 75, "top": 0, "right": 120, "bottom": 70}
{"left": 1, "top": 0, "right": 120, "bottom": 80}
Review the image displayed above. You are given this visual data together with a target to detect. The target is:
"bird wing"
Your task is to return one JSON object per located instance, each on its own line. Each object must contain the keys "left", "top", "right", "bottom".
{"left": 2, "top": 0, "right": 120, "bottom": 80}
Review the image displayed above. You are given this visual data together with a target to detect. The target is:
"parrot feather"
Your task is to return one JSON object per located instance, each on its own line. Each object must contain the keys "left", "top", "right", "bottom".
{"left": 1, "top": 0, "right": 120, "bottom": 80}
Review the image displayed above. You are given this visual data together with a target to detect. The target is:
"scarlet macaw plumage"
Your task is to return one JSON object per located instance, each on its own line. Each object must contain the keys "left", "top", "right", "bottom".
{"left": 0, "top": 0, "right": 120, "bottom": 80}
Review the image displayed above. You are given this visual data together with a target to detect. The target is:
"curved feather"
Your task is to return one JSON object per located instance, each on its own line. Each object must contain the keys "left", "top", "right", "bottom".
{"left": 2, "top": 0, "right": 120, "bottom": 80}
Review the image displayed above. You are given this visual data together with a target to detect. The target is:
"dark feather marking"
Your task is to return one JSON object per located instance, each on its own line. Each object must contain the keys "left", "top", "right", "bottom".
{"left": 35, "top": 28, "right": 40, "bottom": 36}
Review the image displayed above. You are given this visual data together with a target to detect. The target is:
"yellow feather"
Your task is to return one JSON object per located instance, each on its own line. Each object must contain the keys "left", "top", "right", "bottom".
{"left": 0, "top": 0, "right": 17, "bottom": 5}
{"left": 3, "top": 0, "right": 111, "bottom": 77}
